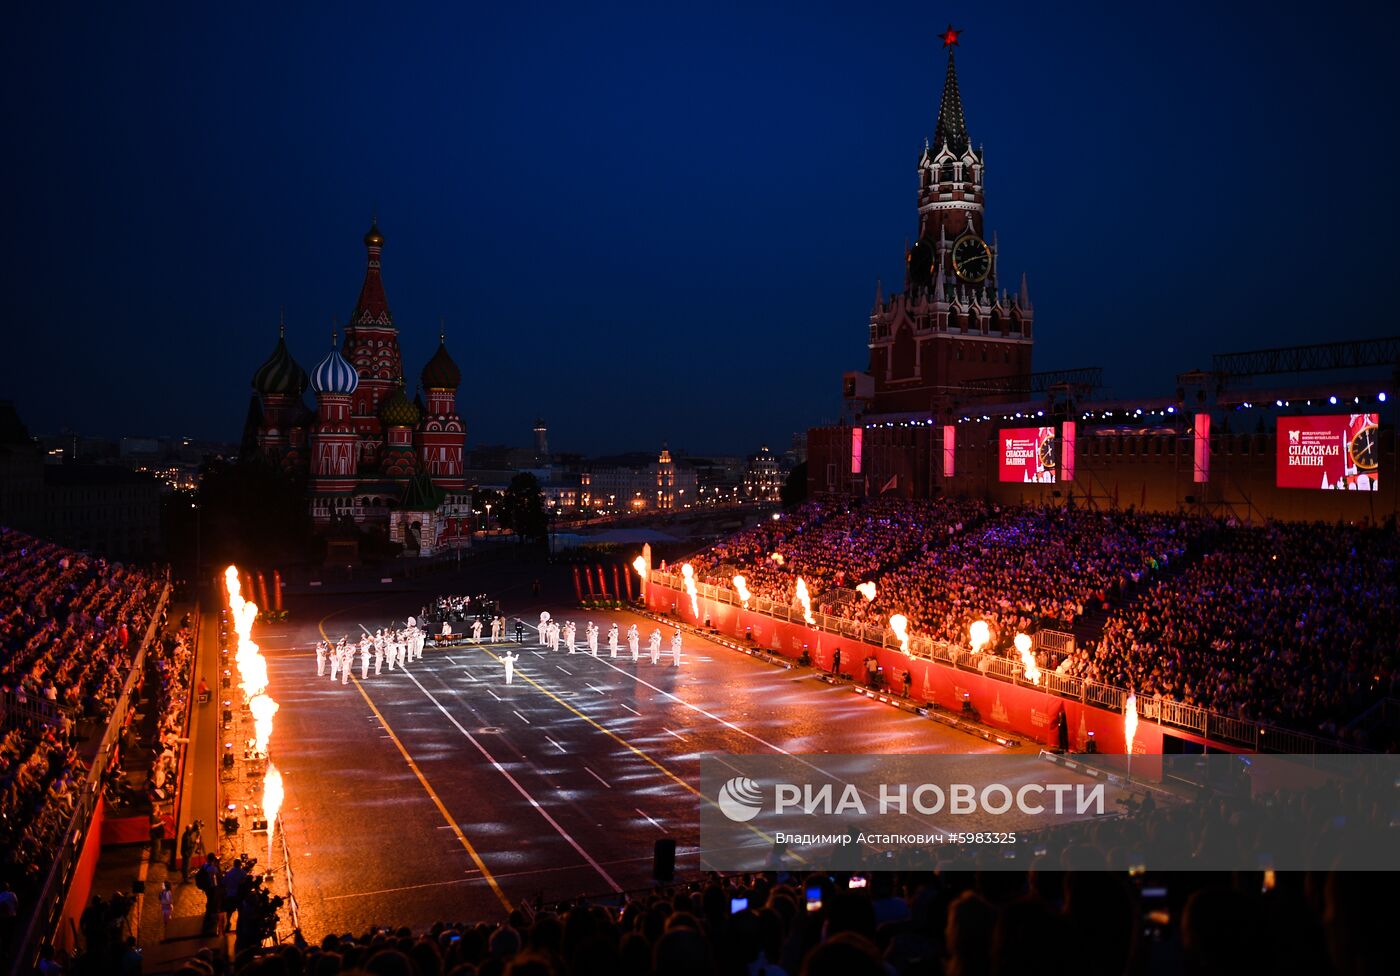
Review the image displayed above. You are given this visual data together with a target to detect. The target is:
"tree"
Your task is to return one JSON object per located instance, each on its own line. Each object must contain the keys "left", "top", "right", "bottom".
{"left": 499, "top": 473, "right": 548, "bottom": 543}
{"left": 780, "top": 462, "right": 808, "bottom": 509}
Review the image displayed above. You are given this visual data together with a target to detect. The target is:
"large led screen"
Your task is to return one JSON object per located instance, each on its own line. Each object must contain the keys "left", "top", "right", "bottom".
{"left": 999, "top": 426, "right": 1057, "bottom": 483}
{"left": 1276, "top": 414, "right": 1379, "bottom": 491}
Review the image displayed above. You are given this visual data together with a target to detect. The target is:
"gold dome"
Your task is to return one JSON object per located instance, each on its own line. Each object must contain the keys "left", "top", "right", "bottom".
{"left": 363, "top": 220, "right": 384, "bottom": 247}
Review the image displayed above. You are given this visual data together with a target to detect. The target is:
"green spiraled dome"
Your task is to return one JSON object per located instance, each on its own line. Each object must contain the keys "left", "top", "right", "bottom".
{"left": 378, "top": 384, "right": 421, "bottom": 428}
{"left": 420, "top": 339, "right": 461, "bottom": 390}
{"left": 252, "top": 333, "right": 308, "bottom": 395}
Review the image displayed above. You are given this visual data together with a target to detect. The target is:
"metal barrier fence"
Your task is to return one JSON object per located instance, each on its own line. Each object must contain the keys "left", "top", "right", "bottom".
{"left": 8, "top": 582, "right": 171, "bottom": 976}
{"left": 649, "top": 572, "right": 1355, "bottom": 754}
{"left": 0, "top": 691, "right": 63, "bottom": 730}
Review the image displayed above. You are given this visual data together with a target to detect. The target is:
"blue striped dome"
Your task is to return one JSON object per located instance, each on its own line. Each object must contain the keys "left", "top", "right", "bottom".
{"left": 310, "top": 346, "right": 360, "bottom": 396}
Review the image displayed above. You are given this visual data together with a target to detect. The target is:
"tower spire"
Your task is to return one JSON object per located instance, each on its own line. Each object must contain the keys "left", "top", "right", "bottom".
{"left": 352, "top": 218, "right": 392, "bottom": 327}
{"left": 933, "top": 30, "right": 970, "bottom": 156}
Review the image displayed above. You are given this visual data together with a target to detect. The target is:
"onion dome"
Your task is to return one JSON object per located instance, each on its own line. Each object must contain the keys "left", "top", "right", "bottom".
{"left": 364, "top": 219, "right": 384, "bottom": 248}
{"left": 309, "top": 333, "right": 360, "bottom": 396}
{"left": 378, "top": 382, "right": 421, "bottom": 428}
{"left": 251, "top": 323, "right": 308, "bottom": 395}
{"left": 420, "top": 337, "right": 461, "bottom": 390}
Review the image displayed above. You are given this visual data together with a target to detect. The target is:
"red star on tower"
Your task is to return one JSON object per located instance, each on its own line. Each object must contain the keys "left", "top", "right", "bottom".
{"left": 940, "top": 24, "right": 961, "bottom": 48}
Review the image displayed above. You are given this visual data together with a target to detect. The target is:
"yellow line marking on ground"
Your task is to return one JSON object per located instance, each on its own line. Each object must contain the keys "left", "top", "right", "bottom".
{"left": 318, "top": 611, "right": 511, "bottom": 912}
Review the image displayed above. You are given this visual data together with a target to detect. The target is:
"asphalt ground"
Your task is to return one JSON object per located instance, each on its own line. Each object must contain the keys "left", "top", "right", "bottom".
{"left": 242, "top": 559, "right": 1057, "bottom": 939}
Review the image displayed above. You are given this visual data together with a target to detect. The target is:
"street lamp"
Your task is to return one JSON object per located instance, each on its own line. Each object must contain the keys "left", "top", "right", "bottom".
{"left": 484, "top": 502, "right": 492, "bottom": 536}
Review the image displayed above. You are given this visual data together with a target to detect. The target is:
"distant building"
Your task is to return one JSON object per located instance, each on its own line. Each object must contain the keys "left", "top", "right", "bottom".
{"left": 743, "top": 445, "right": 785, "bottom": 501}
{"left": 42, "top": 464, "right": 161, "bottom": 558}
{"left": 0, "top": 402, "right": 160, "bottom": 558}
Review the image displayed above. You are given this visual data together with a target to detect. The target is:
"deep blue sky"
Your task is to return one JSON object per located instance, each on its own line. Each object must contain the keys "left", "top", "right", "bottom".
{"left": 4, "top": 2, "right": 1397, "bottom": 456}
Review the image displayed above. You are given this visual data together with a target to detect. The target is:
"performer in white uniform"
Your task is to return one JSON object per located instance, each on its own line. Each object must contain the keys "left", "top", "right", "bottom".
{"left": 649, "top": 629, "right": 662, "bottom": 665}
{"left": 502, "top": 650, "right": 518, "bottom": 685}
{"left": 628, "top": 624, "right": 640, "bottom": 662}
{"left": 538, "top": 612, "right": 550, "bottom": 645}
{"left": 608, "top": 624, "right": 619, "bottom": 657}
{"left": 587, "top": 622, "right": 599, "bottom": 656}
{"left": 329, "top": 639, "right": 341, "bottom": 681}
{"left": 671, "top": 630, "right": 682, "bottom": 666}
{"left": 374, "top": 635, "right": 383, "bottom": 675}
{"left": 315, "top": 640, "right": 326, "bottom": 676}
{"left": 472, "top": 618, "right": 483, "bottom": 643}
{"left": 360, "top": 639, "right": 371, "bottom": 680}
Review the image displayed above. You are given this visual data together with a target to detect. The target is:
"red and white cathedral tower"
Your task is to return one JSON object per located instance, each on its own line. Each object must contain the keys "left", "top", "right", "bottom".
{"left": 342, "top": 221, "right": 406, "bottom": 469}
{"left": 416, "top": 334, "right": 465, "bottom": 492}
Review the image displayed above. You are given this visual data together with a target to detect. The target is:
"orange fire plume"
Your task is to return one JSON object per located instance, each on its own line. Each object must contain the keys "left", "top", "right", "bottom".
{"left": 680, "top": 562, "right": 699, "bottom": 617}
{"left": 856, "top": 582, "right": 877, "bottom": 602}
{"left": 262, "top": 762, "right": 284, "bottom": 867}
{"left": 770, "top": 552, "right": 785, "bottom": 566}
{"left": 1014, "top": 632, "right": 1040, "bottom": 684}
{"left": 632, "top": 555, "right": 648, "bottom": 581}
{"left": 249, "top": 694, "right": 279, "bottom": 755}
{"left": 794, "top": 577, "right": 815, "bottom": 625}
{"left": 889, "top": 613, "right": 910, "bottom": 654}
{"left": 732, "top": 575, "right": 751, "bottom": 609}
{"left": 968, "top": 620, "right": 990, "bottom": 655}
{"left": 1124, "top": 692, "right": 1138, "bottom": 756}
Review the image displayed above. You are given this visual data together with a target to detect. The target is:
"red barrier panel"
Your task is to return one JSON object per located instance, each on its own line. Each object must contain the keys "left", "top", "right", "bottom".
{"left": 256, "top": 572, "right": 270, "bottom": 612}
{"left": 274, "top": 570, "right": 285, "bottom": 612}
{"left": 624, "top": 568, "right": 634, "bottom": 602}
{"left": 650, "top": 583, "right": 1166, "bottom": 760}
{"left": 56, "top": 798, "right": 107, "bottom": 957}
{"left": 573, "top": 566, "right": 584, "bottom": 603}
{"left": 613, "top": 565, "right": 623, "bottom": 603}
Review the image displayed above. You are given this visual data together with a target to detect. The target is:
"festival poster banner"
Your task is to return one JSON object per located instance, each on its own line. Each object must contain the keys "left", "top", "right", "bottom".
{"left": 998, "top": 426, "right": 1057, "bottom": 483}
{"left": 1276, "top": 414, "right": 1379, "bottom": 491}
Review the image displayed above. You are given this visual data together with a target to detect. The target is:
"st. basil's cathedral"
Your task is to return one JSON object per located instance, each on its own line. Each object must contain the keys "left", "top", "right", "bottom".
{"left": 244, "top": 222, "right": 470, "bottom": 556}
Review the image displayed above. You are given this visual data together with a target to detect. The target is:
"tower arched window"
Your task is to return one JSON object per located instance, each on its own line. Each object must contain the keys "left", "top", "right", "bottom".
{"left": 947, "top": 307, "right": 961, "bottom": 332}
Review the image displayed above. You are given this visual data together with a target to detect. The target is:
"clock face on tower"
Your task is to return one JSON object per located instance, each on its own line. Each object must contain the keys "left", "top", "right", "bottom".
{"left": 951, "top": 233, "right": 992, "bottom": 283}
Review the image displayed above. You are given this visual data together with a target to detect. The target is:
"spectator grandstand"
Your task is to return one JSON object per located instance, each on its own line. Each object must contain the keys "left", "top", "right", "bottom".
{"left": 0, "top": 526, "right": 172, "bottom": 953}
{"left": 684, "top": 499, "right": 1399, "bottom": 741}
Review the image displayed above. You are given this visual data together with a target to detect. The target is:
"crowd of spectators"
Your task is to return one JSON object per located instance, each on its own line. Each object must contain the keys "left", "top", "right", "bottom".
{"left": 1065, "top": 521, "right": 1400, "bottom": 739}
{"left": 128, "top": 866, "right": 1379, "bottom": 976}
{"left": 0, "top": 527, "right": 166, "bottom": 909}
{"left": 691, "top": 499, "right": 989, "bottom": 609}
{"left": 684, "top": 499, "right": 1398, "bottom": 737}
{"left": 864, "top": 507, "right": 1204, "bottom": 653}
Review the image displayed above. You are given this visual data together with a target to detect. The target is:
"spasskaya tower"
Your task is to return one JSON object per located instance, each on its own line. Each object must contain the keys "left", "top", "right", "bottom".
{"left": 845, "top": 27, "right": 1034, "bottom": 419}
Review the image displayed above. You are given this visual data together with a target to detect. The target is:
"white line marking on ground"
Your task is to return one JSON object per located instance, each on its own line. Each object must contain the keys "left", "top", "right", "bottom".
{"left": 400, "top": 669, "right": 622, "bottom": 892}
{"left": 585, "top": 683, "right": 605, "bottom": 695}
{"left": 584, "top": 767, "right": 611, "bottom": 789}
{"left": 486, "top": 688, "right": 501, "bottom": 702}
{"left": 556, "top": 665, "right": 572, "bottom": 675}
{"left": 662, "top": 727, "right": 686, "bottom": 742}
{"left": 513, "top": 710, "right": 530, "bottom": 725}
{"left": 546, "top": 737, "right": 566, "bottom": 753}
{"left": 637, "top": 808, "right": 663, "bottom": 831}
{"left": 619, "top": 703, "right": 641, "bottom": 716}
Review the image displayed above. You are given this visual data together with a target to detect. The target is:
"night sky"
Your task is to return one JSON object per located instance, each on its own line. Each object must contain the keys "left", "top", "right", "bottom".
{"left": 4, "top": 2, "right": 1397, "bottom": 456}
